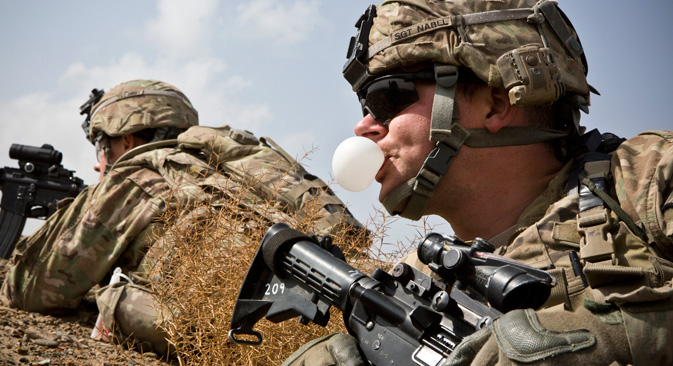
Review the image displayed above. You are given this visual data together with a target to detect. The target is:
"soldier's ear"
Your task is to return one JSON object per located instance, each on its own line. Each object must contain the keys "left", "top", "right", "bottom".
{"left": 484, "top": 88, "right": 524, "bottom": 133}
{"left": 120, "top": 134, "right": 136, "bottom": 152}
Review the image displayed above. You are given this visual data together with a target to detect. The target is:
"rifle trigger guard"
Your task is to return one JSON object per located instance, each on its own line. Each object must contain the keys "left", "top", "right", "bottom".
{"left": 228, "top": 327, "right": 263, "bottom": 346}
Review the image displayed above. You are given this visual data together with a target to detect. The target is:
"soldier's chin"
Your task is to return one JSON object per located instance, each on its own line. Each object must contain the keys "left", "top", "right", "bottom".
{"left": 379, "top": 184, "right": 406, "bottom": 212}
{"left": 377, "top": 182, "right": 391, "bottom": 203}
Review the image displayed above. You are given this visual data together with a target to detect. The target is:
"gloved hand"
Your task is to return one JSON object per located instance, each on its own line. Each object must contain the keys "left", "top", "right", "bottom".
{"left": 280, "top": 332, "right": 364, "bottom": 366}
{"left": 441, "top": 307, "right": 634, "bottom": 366}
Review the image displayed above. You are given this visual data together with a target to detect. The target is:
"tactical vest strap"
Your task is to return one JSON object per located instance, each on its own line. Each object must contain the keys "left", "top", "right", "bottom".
{"left": 569, "top": 130, "right": 627, "bottom": 268}
{"left": 583, "top": 263, "right": 645, "bottom": 288}
{"left": 578, "top": 205, "right": 616, "bottom": 265}
{"left": 545, "top": 268, "right": 570, "bottom": 308}
{"left": 580, "top": 176, "right": 647, "bottom": 242}
{"left": 576, "top": 159, "right": 617, "bottom": 266}
{"left": 544, "top": 267, "right": 588, "bottom": 311}
{"left": 259, "top": 137, "right": 304, "bottom": 172}
{"left": 568, "top": 130, "right": 665, "bottom": 291}
{"left": 285, "top": 179, "right": 343, "bottom": 206}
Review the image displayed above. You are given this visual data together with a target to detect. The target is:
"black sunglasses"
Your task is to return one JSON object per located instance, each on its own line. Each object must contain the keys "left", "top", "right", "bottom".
{"left": 357, "top": 71, "right": 436, "bottom": 124}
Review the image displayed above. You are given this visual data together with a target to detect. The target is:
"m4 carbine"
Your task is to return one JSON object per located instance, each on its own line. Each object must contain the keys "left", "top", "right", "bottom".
{"left": 0, "top": 144, "right": 86, "bottom": 259}
{"left": 229, "top": 223, "right": 555, "bottom": 366}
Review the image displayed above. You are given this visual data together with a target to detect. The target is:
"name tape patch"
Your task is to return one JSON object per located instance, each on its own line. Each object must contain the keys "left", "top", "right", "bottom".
{"left": 391, "top": 17, "right": 453, "bottom": 42}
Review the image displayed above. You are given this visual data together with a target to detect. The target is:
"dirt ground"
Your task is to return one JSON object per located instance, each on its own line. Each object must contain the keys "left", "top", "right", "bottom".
{"left": 0, "top": 258, "right": 170, "bottom": 366}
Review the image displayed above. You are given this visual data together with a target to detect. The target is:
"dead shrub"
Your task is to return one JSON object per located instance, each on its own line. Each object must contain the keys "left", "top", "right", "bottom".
{"left": 145, "top": 152, "right": 432, "bottom": 365}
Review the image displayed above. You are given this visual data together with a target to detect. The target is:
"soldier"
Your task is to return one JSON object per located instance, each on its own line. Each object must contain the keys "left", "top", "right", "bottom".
{"left": 283, "top": 1, "right": 672, "bottom": 365}
{"left": 0, "top": 79, "right": 362, "bottom": 355}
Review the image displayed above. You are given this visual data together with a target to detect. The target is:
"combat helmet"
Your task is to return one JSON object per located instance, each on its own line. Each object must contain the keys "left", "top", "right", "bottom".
{"left": 79, "top": 79, "right": 198, "bottom": 168}
{"left": 84, "top": 79, "right": 198, "bottom": 144}
{"left": 343, "top": 0, "right": 595, "bottom": 219}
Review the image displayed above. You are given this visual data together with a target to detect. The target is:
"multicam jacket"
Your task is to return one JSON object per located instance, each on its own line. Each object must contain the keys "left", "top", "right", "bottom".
{"left": 403, "top": 130, "right": 673, "bottom": 365}
{"left": 494, "top": 130, "right": 672, "bottom": 365}
{"left": 0, "top": 125, "right": 363, "bottom": 353}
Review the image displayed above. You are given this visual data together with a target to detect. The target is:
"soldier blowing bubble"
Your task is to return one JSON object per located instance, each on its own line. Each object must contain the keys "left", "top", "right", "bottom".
{"left": 276, "top": 0, "right": 673, "bottom": 365}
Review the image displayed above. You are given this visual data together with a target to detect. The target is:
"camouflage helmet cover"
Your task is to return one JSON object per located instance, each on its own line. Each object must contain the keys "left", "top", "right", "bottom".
{"left": 350, "top": 0, "right": 590, "bottom": 107}
{"left": 88, "top": 79, "right": 198, "bottom": 144}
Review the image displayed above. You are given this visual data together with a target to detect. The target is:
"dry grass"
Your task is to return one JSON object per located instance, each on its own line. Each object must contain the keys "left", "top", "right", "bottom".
{"left": 143, "top": 151, "right": 434, "bottom": 365}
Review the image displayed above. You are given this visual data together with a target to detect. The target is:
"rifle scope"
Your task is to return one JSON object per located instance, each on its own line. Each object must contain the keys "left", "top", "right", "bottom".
{"left": 9, "top": 144, "right": 62, "bottom": 166}
{"left": 418, "top": 233, "right": 554, "bottom": 312}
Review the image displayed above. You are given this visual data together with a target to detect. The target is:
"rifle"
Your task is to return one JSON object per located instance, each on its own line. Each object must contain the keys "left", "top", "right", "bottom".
{"left": 229, "top": 223, "right": 555, "bottom": 366}
{"left": 0, "top": 144, "right": 86, "bottom": 259}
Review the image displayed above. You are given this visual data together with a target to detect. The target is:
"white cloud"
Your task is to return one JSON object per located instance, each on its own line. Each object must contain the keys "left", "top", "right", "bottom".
{"left": 234, "top": 0, "right": 324, "bottom": 46}
{"left": 145, "top": 0, "right": 219, "bottom": 54}
{"left": 0, "top": 51, "right": 274, "bottom": 181}
{"left": 221, "top": 76, "right": 252, "bottom": 92}
{"left": 58, "top": 53, "right": 228, "bottom": 101}
{"left": 59, "top": 53, "right": 152, "bottom": 92}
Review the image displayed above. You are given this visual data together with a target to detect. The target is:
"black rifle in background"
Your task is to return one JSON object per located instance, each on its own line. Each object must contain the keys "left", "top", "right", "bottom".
{"left": 229, "top": 223, "right": 555, "bottom": 366}
{"left": 0, "top": 144, "right": 86, "bottom": 259}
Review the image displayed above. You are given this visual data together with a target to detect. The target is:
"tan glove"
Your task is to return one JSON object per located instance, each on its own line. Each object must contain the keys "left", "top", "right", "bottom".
{"left": 441, "top": 308, "right": 638, "bottom": 366}
{"left": 281, "top": 333, "right": 364, "bottom": 366}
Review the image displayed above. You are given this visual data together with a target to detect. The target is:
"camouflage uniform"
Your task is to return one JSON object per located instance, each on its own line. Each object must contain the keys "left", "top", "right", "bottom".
{"left": 284, "top": 130, "right": 673, "bottom": 366}
{"left": 283, "top": 0, "right": 672, "bottom": 365}
{"left": 1, "top": 82, "right": 362, "bottom": 355}
{"left": 395, "top": 130, "right": 673, "bottom": 365}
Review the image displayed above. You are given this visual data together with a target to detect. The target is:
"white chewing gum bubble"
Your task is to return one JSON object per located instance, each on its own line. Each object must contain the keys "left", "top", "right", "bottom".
{"left": 332, "top": 136, "right": 384, "bottom": 192}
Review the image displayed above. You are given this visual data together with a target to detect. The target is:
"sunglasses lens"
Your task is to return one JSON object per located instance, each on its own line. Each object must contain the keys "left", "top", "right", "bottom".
{"left": 95, "top": 140, "right": 103, "bottom": 162}
{"left": 360, "top": 78, "right": 419, "bottom": 124}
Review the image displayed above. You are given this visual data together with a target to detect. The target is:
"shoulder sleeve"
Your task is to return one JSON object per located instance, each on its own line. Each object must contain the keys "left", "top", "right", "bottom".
{"left": 612, "top": 130, "right": 673, "bottom": 259}
{"left": 0, "top": 165, "right": 168, "bottom": 312}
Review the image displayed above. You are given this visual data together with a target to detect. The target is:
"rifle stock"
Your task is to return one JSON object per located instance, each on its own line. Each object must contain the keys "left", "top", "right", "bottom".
{"left": 0, "top": 144, "right": 86, "bottom": 259}
{"left": 229, "top": 223, "right": 555, "bottom": 366}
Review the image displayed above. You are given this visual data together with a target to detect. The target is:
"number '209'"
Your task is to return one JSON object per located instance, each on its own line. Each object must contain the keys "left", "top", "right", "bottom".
{"left": 265, "top": 282, "right": 285, "bottom": 295}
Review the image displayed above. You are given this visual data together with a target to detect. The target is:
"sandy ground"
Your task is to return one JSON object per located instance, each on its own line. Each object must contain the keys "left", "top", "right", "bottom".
{"left": 0, "top": 257, "right": 171, "bottom": 366}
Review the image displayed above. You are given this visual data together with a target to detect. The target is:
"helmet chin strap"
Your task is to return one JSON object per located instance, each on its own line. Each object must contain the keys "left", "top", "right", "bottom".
{"left": 382, "top": 65, "right": 464, "bottom": 219}
{"left": 382, "top": 65, "right": 567, "bottom": 220}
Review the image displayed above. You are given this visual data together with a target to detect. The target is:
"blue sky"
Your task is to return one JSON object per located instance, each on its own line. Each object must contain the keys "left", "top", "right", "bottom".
{"left": 1, "top": 1, "right": 671, "bottom": 246}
